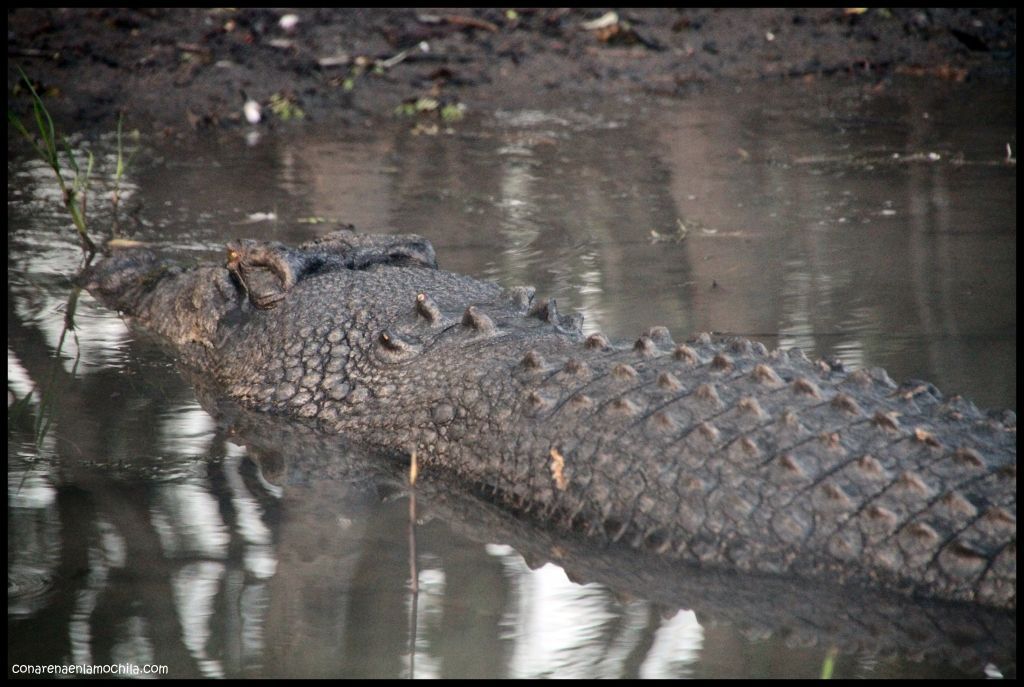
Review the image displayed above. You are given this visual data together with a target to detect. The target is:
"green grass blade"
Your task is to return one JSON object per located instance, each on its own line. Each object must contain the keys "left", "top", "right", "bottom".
{"left": 6, "top": 109, "right": 49, "bottom": 162}
{"left": 820, "top": 646, "right": 839, "bottom": 679}
{"left": 116, "top": 114, "right": 125, "bottom": 178}
{"left": 18, "top": 66, "right": 59, "bottom": 167}
{"left": 62, "top": 136, "right": 81, "bottom": 176}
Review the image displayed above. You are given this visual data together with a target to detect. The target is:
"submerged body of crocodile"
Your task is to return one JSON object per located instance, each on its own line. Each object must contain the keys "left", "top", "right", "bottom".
{"left": 82, "top": 230, "right": 1017, "bottom": 609}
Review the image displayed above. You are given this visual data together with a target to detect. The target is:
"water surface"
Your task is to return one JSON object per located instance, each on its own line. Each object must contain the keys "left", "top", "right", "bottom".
{"left": 8, "top": 76, "right": 1016, "bottom": 678}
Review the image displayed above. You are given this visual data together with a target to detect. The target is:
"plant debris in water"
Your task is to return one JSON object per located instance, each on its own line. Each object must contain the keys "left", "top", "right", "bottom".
{"left": 395, "top": 95, "right": 466, "bottom": 134}
{"left": 269, "top": 91, "right": 305, "bottom": 121}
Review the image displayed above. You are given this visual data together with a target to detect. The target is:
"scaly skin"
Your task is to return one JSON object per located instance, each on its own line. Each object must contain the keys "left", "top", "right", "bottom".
{"left": 81, "top": 230, "right": 1017, "bottom": 609}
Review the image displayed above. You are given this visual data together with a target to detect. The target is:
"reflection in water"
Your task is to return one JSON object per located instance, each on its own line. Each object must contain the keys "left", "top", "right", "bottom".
{"left": 7, "top": 489, "right": 61, "bottom": 618}
{"left": 109, "top": 616, "right": 156, "bottom": 672}
{"left": 777, "top": 258, "right": 818, "bottom": 353}
{"left": 8, "top": 76, "right": 1015, "bottom": 678}
{"left": 7, "top": 350, "right": 36, "bottom": 401}
{"left": 641, "top": 610, "right": 703, "bottom": 678}
{"left": 496, "top": 149, "right": 540, "bottom": 240}
{"left": 156, "top": 405, "right": 216, "bottom": 458}
{"left": 151, "top": 484, "right": 229, "bottom": 559}
{"left": 408, "top": 566, "right": 445, "bottom": 679}
{"left": 499, "top": 560, "right": 705, "bottom": 679}
{"left": 15, "top": 292, "right": 133, "bottom": 376}
{"left": 69, "top": 588, "right": 97, "bottom": 666}
{"left": 223, "top": 452, "right": 277, "bottom": 579}
{"left": 173, "top": 561, "right": 227, "bottom": 678}
{"left": 511, "top": 563, "right": 619, "bottom": 678}
{"left": 236, "top": 576, "right": 271, "bottom": 674}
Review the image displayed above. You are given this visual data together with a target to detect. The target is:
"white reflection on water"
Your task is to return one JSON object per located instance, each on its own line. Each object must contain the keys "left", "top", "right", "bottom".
{"left": 69, "top": 592, "right": 98, "bottom": 666}
{"left": 640, "top": 609, "right": 703, "bottom": 678}
{"left": 9, "top": 266, "right": 134, "bottom": 377}
{"left": 596, "top": 600, "right": 658, "bottom": 676}
{"left": 224, "top": 449, "right": 277, "bottom": 579}
{"left": 157, "top": 403, "right": 216, "bottom": 458}
{"left": 494, "top": 109, "right": 571, "bottom": 131}
{"left": 497, "top": 154, "right": 541, "bottom": 246}
{"left": 173, "top": 560, "right": 227, "bottom": 678}
{"left": 240, "top": 582, "right": 271, "bottom": 672}
{"left": 408, "top": 565, "right": 446, "bottom": 679}
{"left": 224, "top": 450, "right": 271, "bottom": 545}
{"left": 8, "top": 468, "right": 57, "bottom": 510}
{"left": 7, "top": 348, "right": 36, "bottom": 402}
{"left": 508, "top": 562, "right": 618, "bottom": 678}
{"left": 151, "top": 483, "right": 229, "bottom": 559}
{"left": 484, "top": 545, "right": 703, "bottom": 679}
{"left": 52, "top": 303, "right": 134, "bottom": 374}
{"left": 110, "top": 616, "right": 157, "bottom": 676}
{"left": 7, "top": 488, "right": 61, "bottom": 618}
{"left": 69, "top": 543, "right": 114, "bottom": 666}
{"left": 832, "top": 337, "right": 867, "bottom": 371}
{"left": 97, "top": 518, "right": 127, "bottom": 569}
{"left": 776, "top": 258, "right": 819, "bottom": 353}
{"left": 8, "top": 428, "right": 61, "bottom": 618}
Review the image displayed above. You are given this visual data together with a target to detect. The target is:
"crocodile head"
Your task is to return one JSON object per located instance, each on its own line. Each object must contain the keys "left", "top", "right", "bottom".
{"left": 79, "top": 230, "right": 439, "bottom": 356}
{"left": 79, "top": 247, "right": 244, "bottom": 356}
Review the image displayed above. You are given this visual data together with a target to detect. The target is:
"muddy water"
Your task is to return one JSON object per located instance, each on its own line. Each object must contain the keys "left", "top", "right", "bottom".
{"left": 8, "top": 77, "right": 1015, "bottom": 678}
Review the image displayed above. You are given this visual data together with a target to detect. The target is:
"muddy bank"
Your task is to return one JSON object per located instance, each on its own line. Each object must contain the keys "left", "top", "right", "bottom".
{"left": 7, "top": 8, "right": 1016, "bottom": 135}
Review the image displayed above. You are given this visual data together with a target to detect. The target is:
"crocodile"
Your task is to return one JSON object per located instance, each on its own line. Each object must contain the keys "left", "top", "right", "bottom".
{"left": 80, "top": 229, "right": 1017, "bottom": 609}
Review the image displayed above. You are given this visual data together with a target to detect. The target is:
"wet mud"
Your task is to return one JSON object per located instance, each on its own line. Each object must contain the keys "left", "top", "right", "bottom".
{"left": 7, "top": 8, "right": 1017, "bottom": 134}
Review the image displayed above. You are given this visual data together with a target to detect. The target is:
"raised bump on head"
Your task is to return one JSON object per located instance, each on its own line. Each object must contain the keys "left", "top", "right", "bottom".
{"left": 612, "top": 363, "right": 638, "bottom": 381}
{"left": 462, "top": 305, "right": 496, "bottom": 334}
{"left": 711, "top": 353, "right": 732, "bottom": 372}
{"left": 673, "top": 345, "right": 698, "bottom": 364}
{"left": 415, "top": 292, "right": 443, "bottom": 324}
{"left": 520, "top": 350, "right": 545, "bottom": 371}
{"left": 585, "top": 333, "right": 610, "bottom": 351}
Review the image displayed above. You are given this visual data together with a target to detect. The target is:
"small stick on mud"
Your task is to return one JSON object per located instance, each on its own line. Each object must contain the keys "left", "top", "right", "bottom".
{"left": 441, "top": 14, "right": 499, "bottom": 33}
